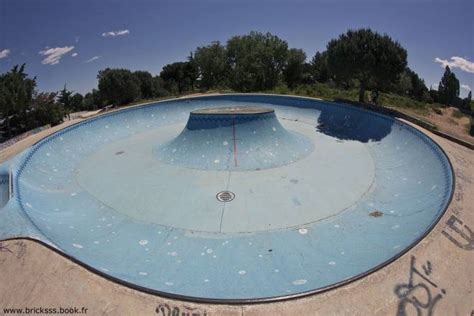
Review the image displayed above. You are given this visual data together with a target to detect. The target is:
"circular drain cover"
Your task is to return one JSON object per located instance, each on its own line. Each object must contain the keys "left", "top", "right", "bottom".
{"left": 216, "top": 191, "right": 235, "bottom": 202}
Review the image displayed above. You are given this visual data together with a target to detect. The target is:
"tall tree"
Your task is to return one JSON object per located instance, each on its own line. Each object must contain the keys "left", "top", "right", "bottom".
{"left": 438, "top": 66, "right": 460, "bottom": 106}
{"left": 133, "top": 71, "right": 155, "bottom": 99}
{"left": 326, "top": 28, "right": 407, "bottom": 102}
{"left": 58, "top": 85, "right": 73, "bottom": 110}
{"left": 70, "top": 93, "right": 84, "bottom": 111}
{"left": 226, "top": 31, "right": 288, "bottom": 91}
{"left": 283, "top": 49, "right": 307, "bottom": 89}
{"left": 310, "top": 51, "right": 329, "bottom": 83}
{"left": 97, "top": 68, "right": 141, "bottom": 105}
{"left": 194, "top": 41, "right": 229, "bottom": 90}
{"left": 405, "top": 67, "right": 430, "bottom": 102}
{"left": 0, "top": 64, "right": 37, "bottom": 137}
{"left": 30, "top": 92, "right": 65, "bottom": 127}
{"left": 463, "top": 90, "right": 472, "bottom": 110}
{"left": 160, "top": 62, "right": 197, "bottom": 94}
{"left": 151, "top": 76, "right": 169, "bottom": 97}
{"left": 184, "top": 53, "right": 199, "bottom": 90}
{"left": 83, "top": 89, "right": 103, "bottom": 111}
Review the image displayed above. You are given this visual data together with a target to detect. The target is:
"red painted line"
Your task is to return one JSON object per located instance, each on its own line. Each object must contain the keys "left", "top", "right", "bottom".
{"left": 232, "top": 118, "right": 238, "bottom": 167}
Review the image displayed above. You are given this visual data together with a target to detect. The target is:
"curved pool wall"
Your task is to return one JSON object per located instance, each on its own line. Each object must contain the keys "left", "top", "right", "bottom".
{"left": 156, "top": 107, "right": 314, "bottom": 171}
{"left": 0, "top": 94, "right": 453, "bottom": 302}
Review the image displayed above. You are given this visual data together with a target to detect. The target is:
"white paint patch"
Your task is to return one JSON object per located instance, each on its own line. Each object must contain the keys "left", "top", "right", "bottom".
{"left": 139, "top": 272, "right": 148, "bottom": 276}
{"left": 72, "top": 243, "right": 83, "bottom": 249}
{"left": 328, "top": 261, "right": 336, "bottom": 265}
{"left": 139, "top": 240, "right": 148, "bottom": 246}
{"left": 206, "top": 248, "right": 213, "bottom": 254}
{"left": 204, "top": 279, "right": 210, "bottom": 283}
{"left": 223, "top": 141, "right": 228, "bottom": 146}
{"left": 165, "top": 282, "right": 174, "bottom": 286}
{"left": 238, "top": 270, "right": 247, "bottom": 275}
{"left": 292, "top": 279, "right": 307, "bottom": 285}
{"left": 298, "top": 228, "right": 308, "bottom": 235}
{"left": 214, "top": 159, "right": 220, "bottom": 164}
{"left": 70, "top": 192, "right": 77, "bottom": 197}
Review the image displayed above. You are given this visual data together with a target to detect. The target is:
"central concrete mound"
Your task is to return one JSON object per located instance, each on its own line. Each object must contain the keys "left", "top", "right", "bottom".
{"left": 155, "top": 106, "right": 314, "bottom": 171}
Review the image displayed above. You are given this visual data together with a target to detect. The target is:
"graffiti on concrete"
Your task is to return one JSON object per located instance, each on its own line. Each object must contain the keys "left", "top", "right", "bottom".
{"left": 156, "top": 303, "right": 208, "bottom": 316}
{"left": 0, "top": 242, "right": 13, "bottom": 254}
{"left": 395, "top": 256, "right": 446, "bottom": 316}
{"left": 442, "top": 215, "right": 474, "bottom": 251}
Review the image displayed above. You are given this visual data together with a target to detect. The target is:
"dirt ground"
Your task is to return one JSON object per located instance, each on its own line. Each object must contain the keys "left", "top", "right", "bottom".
{"left": 399, "top": 106, "right": 473, "bottom": 144}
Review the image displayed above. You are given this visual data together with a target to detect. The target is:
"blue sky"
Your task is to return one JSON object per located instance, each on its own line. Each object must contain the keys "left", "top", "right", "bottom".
{"left": 0, "top": 0, "right": 473, "bottom": 97}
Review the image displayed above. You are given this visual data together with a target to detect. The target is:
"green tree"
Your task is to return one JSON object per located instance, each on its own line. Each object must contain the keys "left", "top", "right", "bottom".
{"left": 97, "top": 68, "right": 141, "bottom": 105}
{"left": 58, "top": 85, "right": 73, "bottom": 110}
{"left": 83, "top": 89, "right": 102, "bottom": 110}
{"left": 160, "top": 62, "right": 191, "bottom": 94}
{"left": 463, "top": 91, "right": 472, "bottom": 110}
{"left": 326, "top": 28, "right": 407, "bottom": 102}
{"left": 185, "top": 53, "right": 199, "bottom": 90}
{"left": 393, "top": 70, "right": 413, "bottom": 95}
{"left": 283, "top": 49, "right": 307, "bottom": 89}
{"left": 226, "top": 31, "right": 288, "bottom": 91}
{"left": 0, "top": 64, "right": 37, "bottom": 137}
{"left": 133, "top": 71, "right": 155, "bottom": 99}
{"left": 70, "top": 93, "right": 84, "bottom": 111}
{"left": 405, "top": 67, "right": 430, "bottom": 102}
{"left": 30, "top": 92, "right": 65, "bottom": 126}
{"left": 438, "top": 66, "right": 460, "bottom": 106}
{"left": 310, "top": 51, "right": 329, "bottom": 83}
{"left": 194, "top": 41, "right": 229, "bottom": 89}
{"left": 152, "top": 76, "right": 169, "bottom": 97}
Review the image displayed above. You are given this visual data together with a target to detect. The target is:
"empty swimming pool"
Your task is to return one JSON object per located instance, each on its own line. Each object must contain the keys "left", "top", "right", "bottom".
{"left": 0, "top": 94, "right": 453, "bottom": 302}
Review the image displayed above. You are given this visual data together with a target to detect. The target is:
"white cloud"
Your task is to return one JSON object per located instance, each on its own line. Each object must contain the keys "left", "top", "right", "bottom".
{"left": 435, "top": 56, "right": 474, "bottom": 74}
{"left": 0, "top": 49, "right": 11, "bottom": 59}
{"left": 102, "top": 29, "right": 130, "bottom": 37}
{"left": 72, "top": 52, "right": 78, "bottom": 57}
{"left": 84, "top": 56, "right": 101, "bottom": 63}
{"left": 39, "top": 46, "right": 74, "bottom": 65}
{"left": 461, "top": 84, "right": 471, "bottom": 91}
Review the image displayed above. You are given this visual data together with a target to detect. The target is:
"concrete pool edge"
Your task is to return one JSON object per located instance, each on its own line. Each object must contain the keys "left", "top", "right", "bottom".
{"left": 0, "top": 94, "right": 457, "bottom": 304}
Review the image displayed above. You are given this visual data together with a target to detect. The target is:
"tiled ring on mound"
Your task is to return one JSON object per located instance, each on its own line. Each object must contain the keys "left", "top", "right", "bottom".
{"left": 1, "top": 94, "right": 453, "bottom": 302}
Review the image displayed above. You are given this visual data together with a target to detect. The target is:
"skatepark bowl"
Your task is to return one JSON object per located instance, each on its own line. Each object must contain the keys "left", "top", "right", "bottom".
{"left": 0, "top": 94, "right": 453, "bottom": 303}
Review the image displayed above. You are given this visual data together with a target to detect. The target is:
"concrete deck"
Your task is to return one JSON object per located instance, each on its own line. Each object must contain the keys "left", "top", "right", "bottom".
{"left": 0, "top": 115, "right": 472, "bottom": 315}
